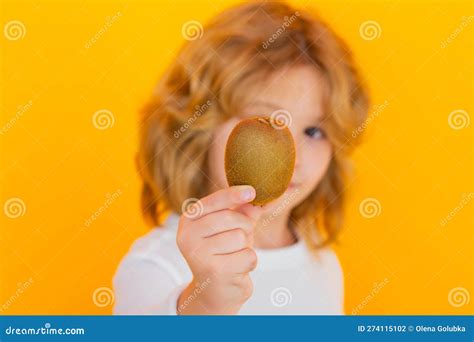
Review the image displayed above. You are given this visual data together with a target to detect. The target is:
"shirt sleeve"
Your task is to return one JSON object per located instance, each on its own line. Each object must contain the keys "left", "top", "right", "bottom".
{"left": 112, "top": 256, "right": 188, "bottom": 315}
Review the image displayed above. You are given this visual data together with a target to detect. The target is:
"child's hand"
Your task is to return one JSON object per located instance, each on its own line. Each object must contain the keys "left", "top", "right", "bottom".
{"left": 176, "top": 185, "right": 262, "bottom": 315}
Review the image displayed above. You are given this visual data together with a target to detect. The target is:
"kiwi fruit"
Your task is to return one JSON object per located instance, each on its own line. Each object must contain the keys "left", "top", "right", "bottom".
{"left": 225, "top": 116, "right": 295, "bottom": 206}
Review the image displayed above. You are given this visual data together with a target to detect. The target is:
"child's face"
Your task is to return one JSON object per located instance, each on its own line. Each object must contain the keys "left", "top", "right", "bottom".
{"left": 207, "top": 65, "right": 332, "bottom": 214}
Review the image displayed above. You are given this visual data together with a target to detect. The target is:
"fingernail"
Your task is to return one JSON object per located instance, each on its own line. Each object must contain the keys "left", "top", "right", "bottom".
{"left": 241, "top": 187, "right": 255, "bottom": 201}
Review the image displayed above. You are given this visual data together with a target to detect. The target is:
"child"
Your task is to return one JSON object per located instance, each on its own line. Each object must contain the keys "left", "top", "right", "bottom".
{"left": 113, "top": 1, "right": 369, "bottom": 315}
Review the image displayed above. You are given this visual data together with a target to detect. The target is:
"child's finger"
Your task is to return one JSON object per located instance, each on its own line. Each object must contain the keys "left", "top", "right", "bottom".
{"left": 192, "top": 185, "right": 256, "bottom": 219}
{"left": 194, "top": 210, "right": 254, "bottom": 237}
{"left": 214, "top": 248, "right": 258, "bottom": 274}
{"left": 204, "top": 228, "right": 250, "bottom": 255}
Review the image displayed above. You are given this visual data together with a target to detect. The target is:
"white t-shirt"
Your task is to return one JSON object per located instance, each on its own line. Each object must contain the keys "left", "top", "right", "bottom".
{"left": 112, "top": 213, "right": 345, "bottom": 315}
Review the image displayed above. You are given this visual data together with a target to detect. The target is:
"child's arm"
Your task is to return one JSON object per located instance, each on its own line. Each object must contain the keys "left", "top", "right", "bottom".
{"left": 176, "top": 185, "right": 262, "bottom": 315}
{"left": 113, "top": 185, "right": 261, "bottom": 315}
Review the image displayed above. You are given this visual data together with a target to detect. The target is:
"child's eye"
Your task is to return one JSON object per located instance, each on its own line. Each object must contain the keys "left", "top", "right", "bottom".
{"left": 304, "top": 126, "right": 325, "bottom": 139}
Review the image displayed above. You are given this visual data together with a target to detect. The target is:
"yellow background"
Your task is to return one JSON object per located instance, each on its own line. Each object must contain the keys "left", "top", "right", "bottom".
{"left": 1, "top": 0, "right": 472, "bottom": 314}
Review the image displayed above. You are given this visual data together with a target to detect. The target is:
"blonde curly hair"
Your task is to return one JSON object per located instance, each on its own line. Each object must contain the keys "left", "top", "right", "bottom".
{"left": 137, "top": 1, "right": 369, "bottom": 251}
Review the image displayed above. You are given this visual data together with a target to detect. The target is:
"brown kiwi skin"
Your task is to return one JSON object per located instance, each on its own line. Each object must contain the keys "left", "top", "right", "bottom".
{"left": 225, "top": 116, "right": 296, "bottom": 206}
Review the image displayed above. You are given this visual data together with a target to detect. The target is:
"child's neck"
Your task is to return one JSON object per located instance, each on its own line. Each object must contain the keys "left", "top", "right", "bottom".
{"left": 253, "top": 212, "right": 297, "bottom": 250}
